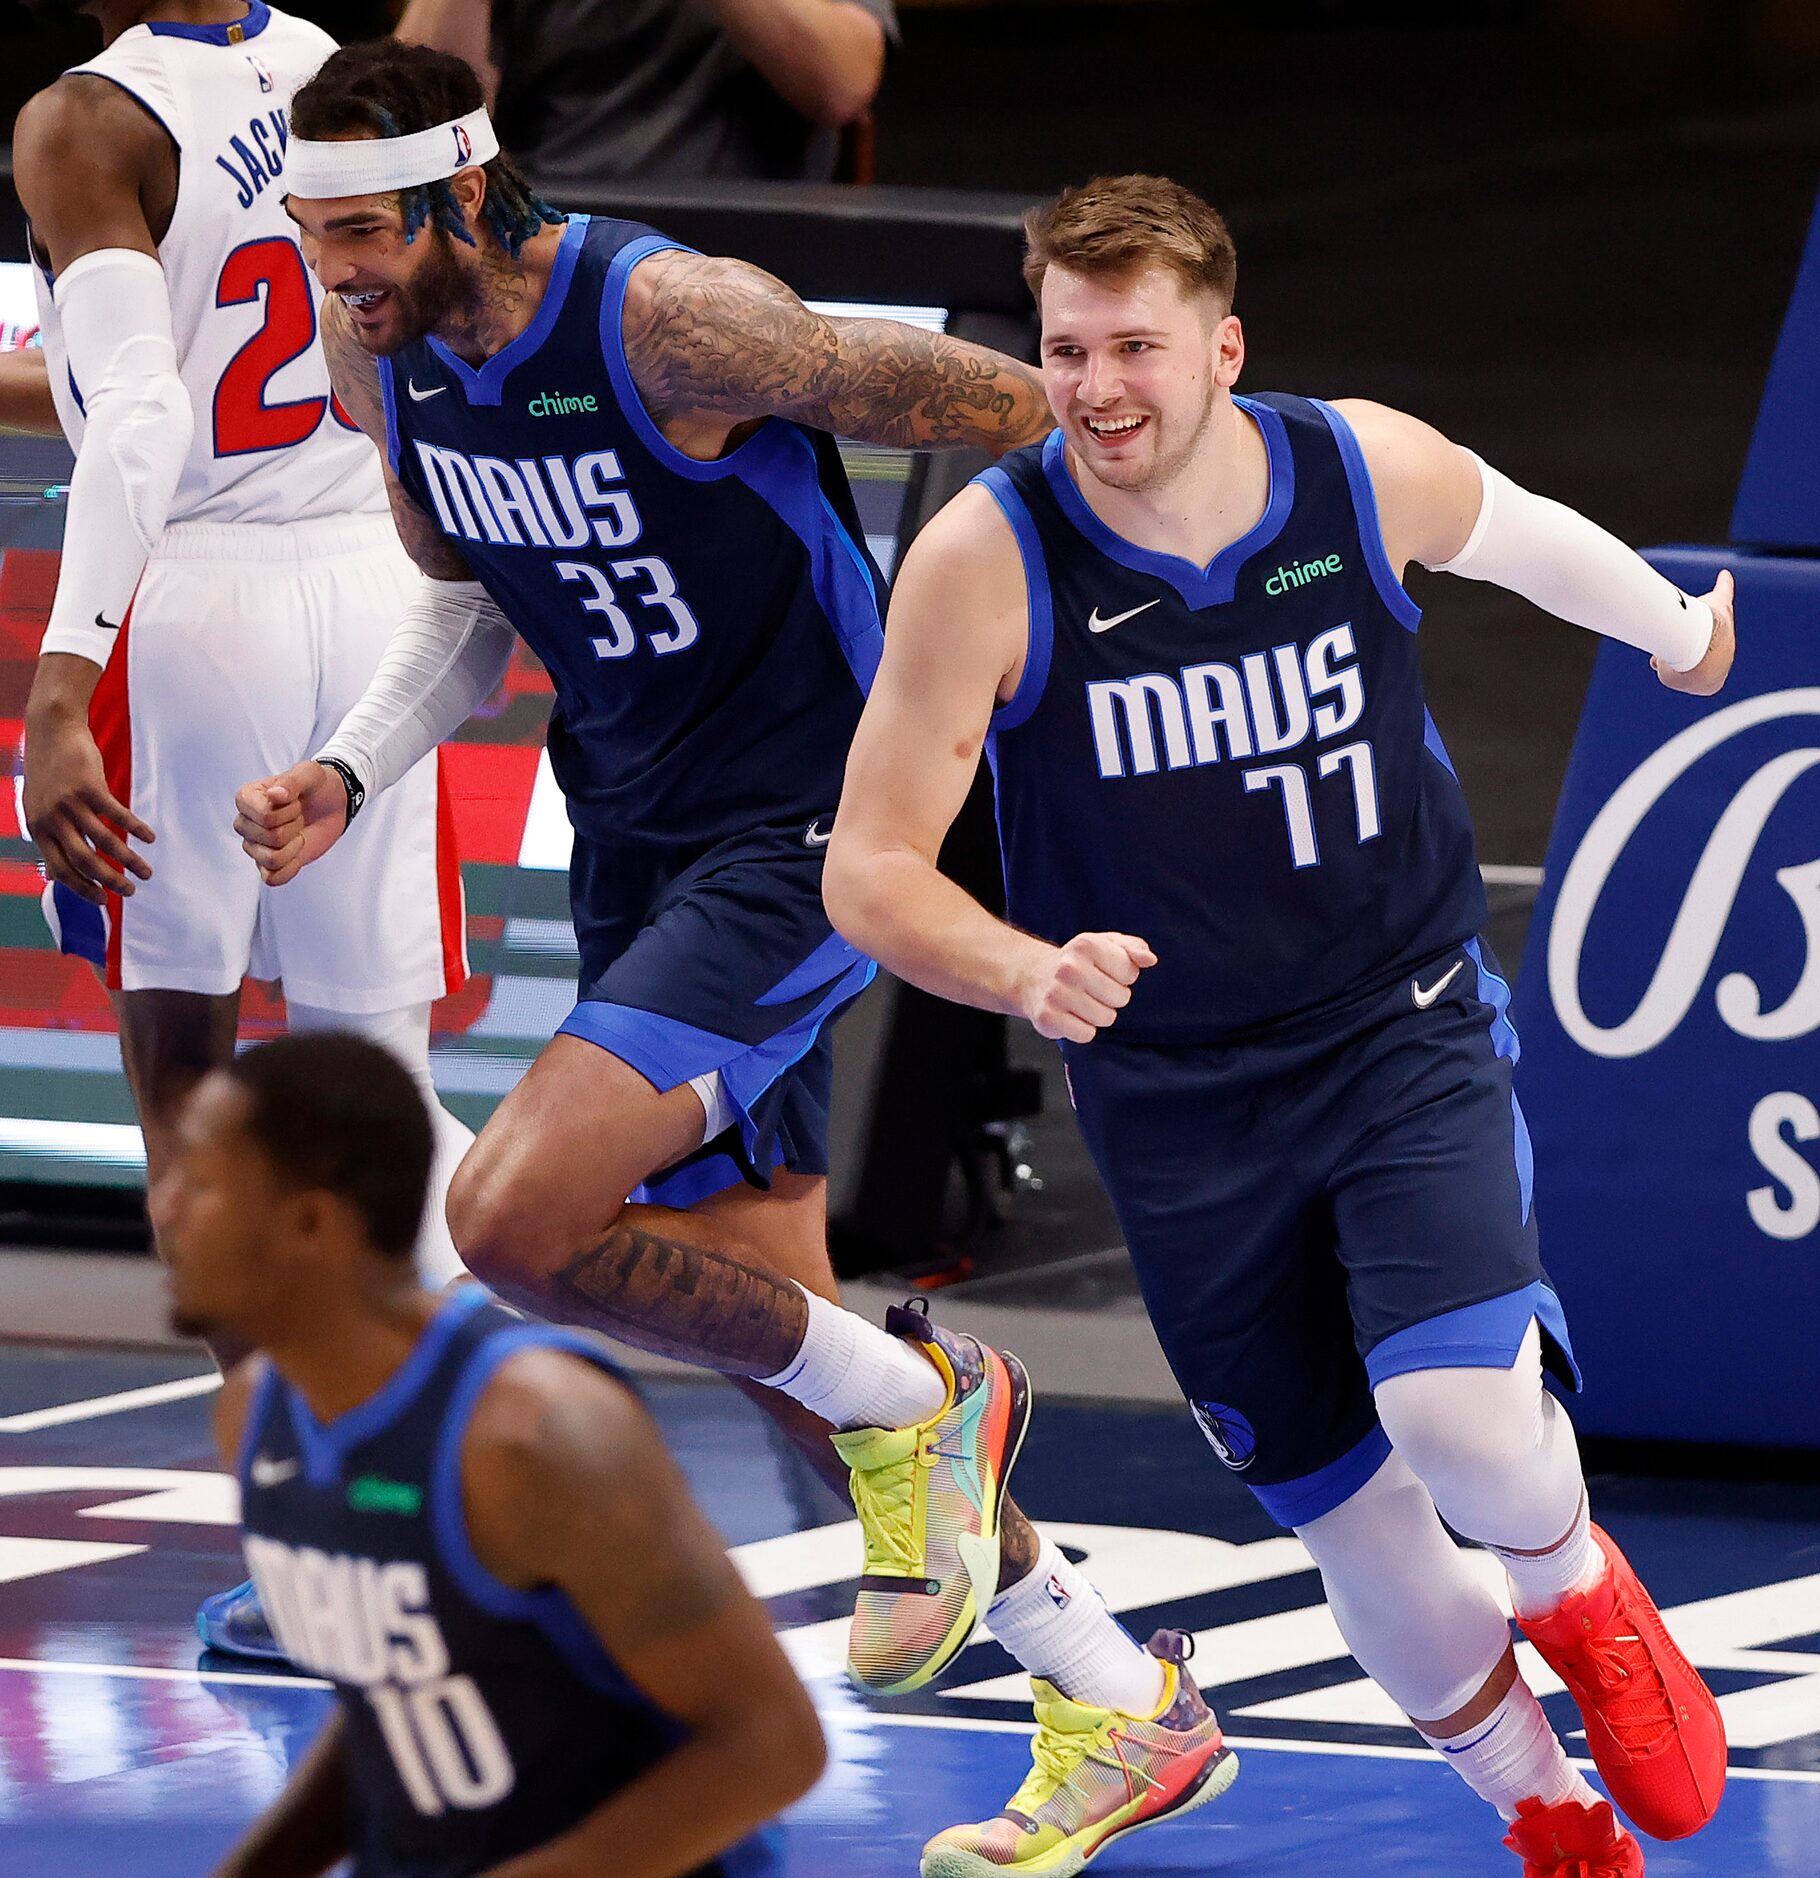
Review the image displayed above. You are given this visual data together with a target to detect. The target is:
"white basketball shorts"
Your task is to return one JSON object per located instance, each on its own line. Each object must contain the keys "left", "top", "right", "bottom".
{"left": 42, "top": 512, "right": 468, "bottom": 1011}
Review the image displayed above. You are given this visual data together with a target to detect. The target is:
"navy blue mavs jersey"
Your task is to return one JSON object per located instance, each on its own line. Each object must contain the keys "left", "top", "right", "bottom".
{"left": 379, "top": 214, "right": 883, "bottom": 855}
{"left": 980, "top": 397, "right": 1579, "bottom": 1529}
{"left": 378, "top": 214, "right": 881, "bottom": 1207}
{"left": 237, "top": 1288, "right": 776, "bottom": 1877}
{"left": 981, "top": 394, "right": 1487, "bottom": 1040}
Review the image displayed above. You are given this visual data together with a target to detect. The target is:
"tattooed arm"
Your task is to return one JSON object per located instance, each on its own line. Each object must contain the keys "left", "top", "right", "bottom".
{"left": 622, "top": 247, "right": 1052, "bottom": 456}
{"left": 462, "top": 1348, "right": 826, "bottom": 1878}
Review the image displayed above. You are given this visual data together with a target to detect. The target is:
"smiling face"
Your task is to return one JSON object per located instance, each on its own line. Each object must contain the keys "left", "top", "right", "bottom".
{"left": 1039, "top": 262, "right": 1242, "bottom": 496}
{"left": 287, "top": 189, "right": 476, "bottom": 356}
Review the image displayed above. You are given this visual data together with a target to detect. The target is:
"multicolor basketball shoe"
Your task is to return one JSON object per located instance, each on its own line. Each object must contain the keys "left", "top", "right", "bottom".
{"left": 1518, "top": 1525, "right": 1725, "bottom": 1840}
{"left": 833, "top": 1302, "right": 1031, "bottom": 1695}
{"left": 920, "top": 1630, "right": 1238, "bottom": 1877}
{"left": 196, "top": 1579, "right": 289, "bottom": 1663}
{"left": 1504, "top": 1797, "right": 1646, "bottom": 1876}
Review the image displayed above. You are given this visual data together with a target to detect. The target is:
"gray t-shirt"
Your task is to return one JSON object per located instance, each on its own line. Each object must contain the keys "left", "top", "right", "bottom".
{"left": 490, "top": 0, "right": 899, "bottom": 187}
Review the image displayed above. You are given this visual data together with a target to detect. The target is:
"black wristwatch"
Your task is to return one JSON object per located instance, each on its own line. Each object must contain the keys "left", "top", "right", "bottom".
{"left": 317, "top": 755, "right": 366, "bottom": 824}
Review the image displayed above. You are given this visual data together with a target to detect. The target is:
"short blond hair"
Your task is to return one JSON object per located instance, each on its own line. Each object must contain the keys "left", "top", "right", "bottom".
{"left": 1023, "top": 175, "right": 1237, "bottom": 311}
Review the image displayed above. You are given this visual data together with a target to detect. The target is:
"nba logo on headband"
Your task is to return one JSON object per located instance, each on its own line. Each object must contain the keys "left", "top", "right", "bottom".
{"left": 453, "top": 124, "right": 473, "bottom": 165}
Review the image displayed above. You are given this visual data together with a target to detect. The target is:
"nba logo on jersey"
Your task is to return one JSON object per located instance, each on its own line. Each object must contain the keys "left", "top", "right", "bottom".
{"left": 453, "top": 123, "right": 473, "bottom": 164}
{"left": 245, "top": 54, "right": 273, "bottom": 93}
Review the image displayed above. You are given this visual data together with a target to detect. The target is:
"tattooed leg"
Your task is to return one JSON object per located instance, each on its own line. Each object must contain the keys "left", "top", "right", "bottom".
{"left": 487, "top": 1203, "right": 813, "bottom": 1377}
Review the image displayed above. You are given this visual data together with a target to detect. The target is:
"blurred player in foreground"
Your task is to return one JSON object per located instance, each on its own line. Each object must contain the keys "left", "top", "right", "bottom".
{"left": 154, "top": 1031, "right": 822, "bottom": 1878}
{"left": 14, "top": 0, "right": 484, "bottom": 1656}
{"left": 827, "top": 174, "right": 1732, "bottom": 1877}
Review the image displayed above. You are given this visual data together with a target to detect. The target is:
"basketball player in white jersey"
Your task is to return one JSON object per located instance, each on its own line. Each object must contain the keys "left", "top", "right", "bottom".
{"left": 14, "top": 0, "right": 476, "bottom": 1654}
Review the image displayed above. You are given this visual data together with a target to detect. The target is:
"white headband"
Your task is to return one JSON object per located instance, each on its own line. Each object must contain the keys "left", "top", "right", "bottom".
{"left": 285, "top": 107, "right": 500, "bottom": 200}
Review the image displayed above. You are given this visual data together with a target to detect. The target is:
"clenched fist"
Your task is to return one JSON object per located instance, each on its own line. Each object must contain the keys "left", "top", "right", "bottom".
{"left": 1015, "top": 931, "right": 1156, "bottom": 1043}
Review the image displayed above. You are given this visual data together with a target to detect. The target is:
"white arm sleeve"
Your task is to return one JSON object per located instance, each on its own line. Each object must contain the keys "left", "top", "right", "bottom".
{"left": 315, "top": 577, "right": 517, "bottom": 798}
{"left": 40, "top": 249, "right": 193, "bottom": 666}
{"left": 1429, "top": 452, "right": 1715, "bottom": 672}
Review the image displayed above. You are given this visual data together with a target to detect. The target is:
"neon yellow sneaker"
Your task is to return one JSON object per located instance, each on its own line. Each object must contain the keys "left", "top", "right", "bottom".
{"left": 832, "top": 1302, "right": 1031, "bottom": 1695}
{"left": 920, "top": 1631, "right": 1238, "bottom": 1877}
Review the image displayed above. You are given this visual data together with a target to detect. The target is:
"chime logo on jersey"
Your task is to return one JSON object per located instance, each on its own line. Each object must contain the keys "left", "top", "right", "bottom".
{"left": 1086, "top": 623, "right": 1366, "bottom": 779}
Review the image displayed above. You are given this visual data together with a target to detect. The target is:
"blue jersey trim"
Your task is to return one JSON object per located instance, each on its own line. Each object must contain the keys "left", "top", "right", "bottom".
{"left": 376, "top": 356, "right": 401, "bottom": 476}
{"left": 1465, "top": 936, "right": 1533, "bottom": 1224}
{"left": 980, "top": 468, "right": 1054, "bottom": 733}
{"left": 146, "top": 0, "right": 269, "bottom": 41}
{"left": 71, "top": 72, "right": 179, "bottom": 149}
{"left": 561, "top": 957, "right": 875, "bottom": 1170}
{"left": 430, "top": 1324, "right": 648, "bottom": 1701}
{"left": 1422, "top": 707, "right": 1459, "bottom": 778}
{"left": 1250, "top": 1425, "right": 1394, "bottom": 1528}
{"left": 1365, "top": 1280, "right": 1583, "bottom": 1393}
{"left": 559, "top": 1001, "right": 747, "bottom": 1091}
{"left": 633, "top": 1145, "right": 775, "bottom": 1209}
{"left": 235, "top": 1358, "right": 283, "bottom": 1492}
{"left": 598, "top": 238, "right": 884, "bottom": 685}
{"left": 1038, "top": 397, "right": 1295, "bottom": 609}
{"left": 600, "top": 235, "right": 782, "bottom": 484}
{"left": 756, "top": 929, "right": 869, "bottom": 1007}
{"left": 1311, "top": 399, "right": 1423, "bottom": 632}
{"left": 47, "top": 882, "right": 106, "bottom": 967}
{"left": 283, "top": 1286, "right": 488, "bottom": 1487}
{"left": 427, "top": 214, "right": 589, "bottom": 408}
{"left": 738, "top": 430, "right": 885, "bottom": 690}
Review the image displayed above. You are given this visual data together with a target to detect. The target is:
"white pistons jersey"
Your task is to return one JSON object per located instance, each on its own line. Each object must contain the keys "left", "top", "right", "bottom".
{"left": 32, "top": 2, "right": 383, "bottom": 528}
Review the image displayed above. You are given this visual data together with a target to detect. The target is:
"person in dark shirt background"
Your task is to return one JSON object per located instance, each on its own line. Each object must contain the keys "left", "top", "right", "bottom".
{"left": 397, "top": 0, "right": 896, "bottom": 184}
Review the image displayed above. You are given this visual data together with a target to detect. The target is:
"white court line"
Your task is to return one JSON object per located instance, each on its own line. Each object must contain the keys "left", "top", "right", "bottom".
{"left": 1480, "top": 863, "right": 1544, "bottom": 887}
{"left": 856, "top": 1710, "right": 1820, "bottom": 1784}
{"left": 8, "top": 1658, "right": 1811, "bottom": 1786}
{"left": 0, "top": 1372, "right": 221, "bottom": 1434}
{"left": 0, "top": 1656, "right": 327, "bottom": 1692}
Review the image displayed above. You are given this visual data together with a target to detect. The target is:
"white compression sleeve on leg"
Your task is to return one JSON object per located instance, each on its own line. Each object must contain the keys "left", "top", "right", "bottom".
{"left": 1430, "top": 452, "right": 1714, "bottom": 671}
{"left": 1295, "top": 1448, "right": 1514, "bottom": 1722}
{"left": 315, "top": 578, "right": 516, "bottom": 800}
{"left": 41, "top": 249, "right": 193, "bottom": 665}
{"left": 285, "top": 1000, "right": 474, "bottom": 1288}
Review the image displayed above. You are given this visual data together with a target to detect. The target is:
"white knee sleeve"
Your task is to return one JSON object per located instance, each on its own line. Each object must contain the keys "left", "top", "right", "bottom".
{"left": 1374, "top": 1320, "right": 1587, "bottom": 1555}
{"left": 1296, "top": 1449, "right": 1512, "bottom": 1722}
{"left": 286, "top": 1000, "right": 474, "bottom": 1287}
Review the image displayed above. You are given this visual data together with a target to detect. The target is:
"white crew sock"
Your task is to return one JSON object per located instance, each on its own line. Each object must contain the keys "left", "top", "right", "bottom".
{"left": 986, "top": 1537, "right": 1166, "bottom": 1716}
{"left": 1494, "top": 1493, "right": 1606, "bottom": 1618}
{"left": 758, "top": 1284, "right": 947, "bottom": 1431}
{"left": 1418, "top": 1677, "right": 1600, "bottom": 1822}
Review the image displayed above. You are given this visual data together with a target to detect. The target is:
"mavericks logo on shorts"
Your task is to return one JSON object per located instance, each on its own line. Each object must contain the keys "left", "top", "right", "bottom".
{"left": 1191, "top": 1400, "right": 1258, "bottom": 1472}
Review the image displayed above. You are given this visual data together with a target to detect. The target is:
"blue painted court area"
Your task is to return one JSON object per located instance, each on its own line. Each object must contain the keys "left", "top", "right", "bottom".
{"left": 1, "top": 1343, "right": 1818, "bottom": 1875}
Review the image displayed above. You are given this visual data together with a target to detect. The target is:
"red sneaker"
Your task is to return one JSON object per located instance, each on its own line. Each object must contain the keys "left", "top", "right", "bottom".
{"left": 1517, "top": 1525, "right": 1725, "bottom": 1840}
{"left": 1504, "top": 1797, "right": 1645, "bottom": 1876}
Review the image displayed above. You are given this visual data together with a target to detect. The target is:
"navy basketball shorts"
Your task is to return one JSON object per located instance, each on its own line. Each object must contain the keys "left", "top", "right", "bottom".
{"left": 1063, "top": 939, "right": 1581, "bottom": 1529}
{"left": 555, "top": 821, "right": 875, "bottom": 1209}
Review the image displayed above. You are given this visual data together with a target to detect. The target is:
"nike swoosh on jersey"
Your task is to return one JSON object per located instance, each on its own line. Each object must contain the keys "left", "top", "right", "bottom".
{"left": 250, "top": 1456, "right": 299, "bottom": 1488}
{"left": 407, "top": 380, "right": 446, "bottom": 402}
{"left": 1411, "top": 960, "right": 1465, "bottom": 1008}
{"left": 1088, "top": 599, "right": 1162, "bottom": 633}
{"left": 94, "top": 611, "right": 119, "bottom": 632}
{"left": 803, "top": 820, "right": 833, "bottom": 847}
